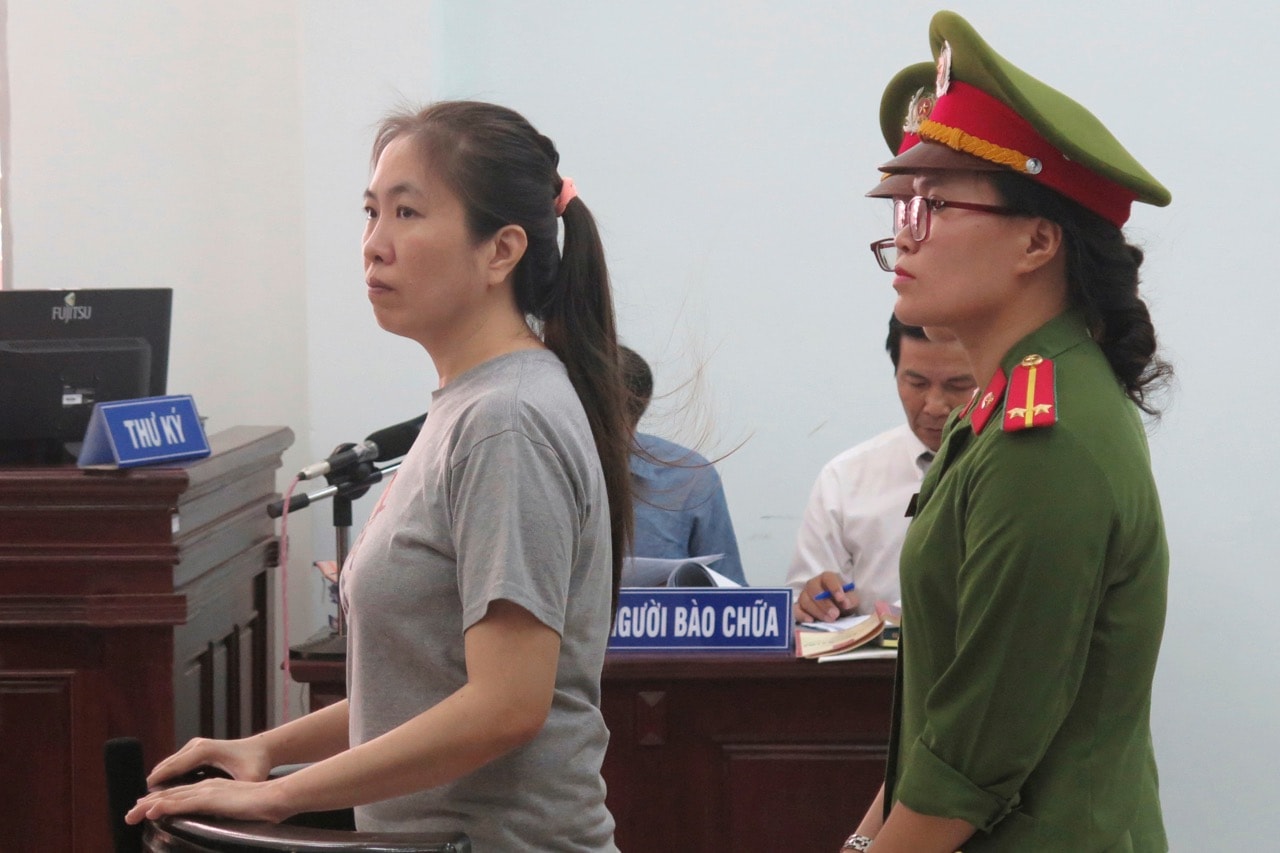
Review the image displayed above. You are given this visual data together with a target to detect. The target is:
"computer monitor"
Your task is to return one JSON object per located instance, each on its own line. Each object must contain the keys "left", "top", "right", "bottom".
{"left": 0, "top": 288, "right": 172, "bottom": 464}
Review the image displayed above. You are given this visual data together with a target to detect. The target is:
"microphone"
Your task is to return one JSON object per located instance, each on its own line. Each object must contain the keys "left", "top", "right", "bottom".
{"left": 103, "top": 737, "right": 146, "bottom": 853}
{"left": 297, "top": 412, "right": 427, "bottom": 481}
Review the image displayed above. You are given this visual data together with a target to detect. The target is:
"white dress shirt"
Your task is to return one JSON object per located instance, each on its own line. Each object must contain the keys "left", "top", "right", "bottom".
{"left": 786, "top": 423, "right": 933, "bottom": 614}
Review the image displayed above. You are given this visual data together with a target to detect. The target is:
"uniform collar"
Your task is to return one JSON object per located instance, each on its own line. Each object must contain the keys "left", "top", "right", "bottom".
{"left": 996, "top": 307, "right": 1092, "bottom": 377}
{"left": 960, "top": 308, "right": 1090, "bottom": 427}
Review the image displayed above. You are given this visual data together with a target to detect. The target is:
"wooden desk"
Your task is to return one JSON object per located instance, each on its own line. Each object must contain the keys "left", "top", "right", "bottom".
{"left": 289, "top": 646, "right": 895, "bottom": 852}
{"left": 0, "top": 426, "right": 292, "bottom": 852}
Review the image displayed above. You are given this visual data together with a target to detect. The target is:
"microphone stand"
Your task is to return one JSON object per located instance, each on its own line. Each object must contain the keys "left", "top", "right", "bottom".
{"left": 267, "top": 449, "right": 402, "bottom": 659}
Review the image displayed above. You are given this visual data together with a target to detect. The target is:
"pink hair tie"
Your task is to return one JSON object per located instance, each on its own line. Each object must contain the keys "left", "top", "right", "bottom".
{"left": 554, "top": 177, "right": 578, "bottom": 216}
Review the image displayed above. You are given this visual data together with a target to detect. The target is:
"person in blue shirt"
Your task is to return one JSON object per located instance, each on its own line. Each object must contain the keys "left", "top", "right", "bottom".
{"left": 620, "top": 346, "right": 746, "bottom": 584}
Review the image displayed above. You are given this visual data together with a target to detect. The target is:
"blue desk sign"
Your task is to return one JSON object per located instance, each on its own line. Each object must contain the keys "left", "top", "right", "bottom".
{"left": 609, "top": 587, "right": 792, "bottom": 652}
{"left": 77, "top": 395, "right": 211, "bottom": 469}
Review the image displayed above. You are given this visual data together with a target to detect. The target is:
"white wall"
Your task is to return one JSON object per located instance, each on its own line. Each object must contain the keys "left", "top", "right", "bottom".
{"left": 8, "top": 1, "right": 1276, "bottom": 848}
{"left": 6, "top": 0, "right": 318, "bottom": 714}
{"left": 297, "top": 1, "right": 435, "bottom": 598}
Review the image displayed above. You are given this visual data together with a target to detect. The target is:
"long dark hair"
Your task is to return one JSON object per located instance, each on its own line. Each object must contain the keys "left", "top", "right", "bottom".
{"left": 991, "top": 171, "right": 1173, "bottom": 416}
{"left": 372, "top": 101, "right": 633, "bottom": 610}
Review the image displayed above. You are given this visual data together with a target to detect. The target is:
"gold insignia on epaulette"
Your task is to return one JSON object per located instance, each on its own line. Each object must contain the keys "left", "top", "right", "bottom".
{"left": 1003, "top": 354, "right": 1057, "bottom": 432}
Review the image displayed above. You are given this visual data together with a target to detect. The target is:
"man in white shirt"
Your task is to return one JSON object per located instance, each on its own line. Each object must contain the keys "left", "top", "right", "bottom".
{"left": 788, "top": 317, "right": 976, "bottom": 622}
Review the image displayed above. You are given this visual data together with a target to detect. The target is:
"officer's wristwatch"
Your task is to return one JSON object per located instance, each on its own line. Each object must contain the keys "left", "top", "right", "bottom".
{"left": 841, "top": 834, "right": 873, "bottom": 851}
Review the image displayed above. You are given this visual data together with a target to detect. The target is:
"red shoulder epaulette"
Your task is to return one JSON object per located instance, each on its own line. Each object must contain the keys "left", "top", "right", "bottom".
{"left": 965, "top": 369, "right": 1007, "bottom": 436}
{"left": 1002, "top": 354, "right": 1057, "bottom": 432}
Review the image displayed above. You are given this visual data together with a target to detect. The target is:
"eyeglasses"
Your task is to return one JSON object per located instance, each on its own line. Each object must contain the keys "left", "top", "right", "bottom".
{"left": 869, "top": 195, "right": 1024, "bottom": 273}
{"left": 894, "top": 195, "right": 1021, "bottom": 242}
{"left": 869, "top": 238, "right": 897, "bottom": 273}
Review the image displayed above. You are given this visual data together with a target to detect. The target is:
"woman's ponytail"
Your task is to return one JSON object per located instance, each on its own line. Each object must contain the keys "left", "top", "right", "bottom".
{"left": 542, "top": 194, "right": 634, "bottom": 611}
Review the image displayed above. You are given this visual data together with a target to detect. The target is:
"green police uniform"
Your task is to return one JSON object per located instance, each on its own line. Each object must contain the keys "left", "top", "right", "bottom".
{"left": 862, "top": 11, "right": 1173, "bottom": 852}
{"left": 886, "top": 310, "right": 1168, "bottom": 851}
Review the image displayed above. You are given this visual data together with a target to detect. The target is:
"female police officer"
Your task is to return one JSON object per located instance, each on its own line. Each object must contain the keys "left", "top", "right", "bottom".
{"left": 846, "top": 12, "right": 1172, "bottom": 852}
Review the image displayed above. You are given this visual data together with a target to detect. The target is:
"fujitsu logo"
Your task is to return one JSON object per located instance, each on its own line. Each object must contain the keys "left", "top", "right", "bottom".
{"left": 51, "top": 292, "right": 93, "bottom": 323}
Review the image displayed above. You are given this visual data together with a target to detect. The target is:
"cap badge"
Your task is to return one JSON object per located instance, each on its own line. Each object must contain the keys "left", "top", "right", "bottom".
{"left": 903, "top": 87, "right": 936, "bottom": 134}
{"left": 935, "top": 40, "right": 952, "bottom": 97}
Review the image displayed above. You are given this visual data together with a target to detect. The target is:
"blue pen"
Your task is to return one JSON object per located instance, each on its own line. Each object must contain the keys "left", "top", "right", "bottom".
{"left": 813, "top": 581, "right": 856, "bottom": 602}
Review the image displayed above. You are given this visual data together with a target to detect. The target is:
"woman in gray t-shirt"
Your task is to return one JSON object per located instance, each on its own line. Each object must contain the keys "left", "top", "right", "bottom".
{"left": 129, "top": 101, "right": 634, "bottom": 851}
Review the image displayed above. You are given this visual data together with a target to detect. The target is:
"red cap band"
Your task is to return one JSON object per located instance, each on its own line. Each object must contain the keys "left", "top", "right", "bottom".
{"left": 920, "top": 82, "right": 1136, "bottom": 226}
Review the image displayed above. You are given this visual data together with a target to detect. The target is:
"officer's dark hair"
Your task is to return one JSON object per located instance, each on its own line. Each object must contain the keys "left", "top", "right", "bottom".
{"left": 990, "top": 170, "right": 1173, "bottom": 416}
{"left": 619, "top": 346, "right": 654, "bottom": 429}
{"left": 885, "top": 315, "right": 929, "bottom": 371}
{"left": 372, "top": 101, "right": 633, "bottom": 608}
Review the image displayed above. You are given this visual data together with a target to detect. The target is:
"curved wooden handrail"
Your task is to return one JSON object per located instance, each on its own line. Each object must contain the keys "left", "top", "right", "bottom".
{"left": 144, "top": 812, "right": 470, "bottom": 852}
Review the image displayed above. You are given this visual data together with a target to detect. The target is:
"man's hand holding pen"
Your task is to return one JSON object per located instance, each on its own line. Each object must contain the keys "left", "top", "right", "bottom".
{"left": 794, "top": 573, "right": 859, "bottom": 623}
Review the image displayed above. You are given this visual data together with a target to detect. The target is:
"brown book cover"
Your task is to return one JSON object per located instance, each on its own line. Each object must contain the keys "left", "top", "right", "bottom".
{"left": 794, "top": 614, "right": 885, "bottom": 659}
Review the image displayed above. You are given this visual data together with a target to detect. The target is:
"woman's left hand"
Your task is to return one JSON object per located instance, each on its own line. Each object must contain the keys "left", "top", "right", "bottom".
{"left": 124, "top": 777, "right": 290, "bottom": 826}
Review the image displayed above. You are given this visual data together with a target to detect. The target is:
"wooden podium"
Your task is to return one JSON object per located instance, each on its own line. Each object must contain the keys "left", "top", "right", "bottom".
{"left": 290, "top": 648, "right": 896, "bottom": 852}
{"left": 600, "top": 651, "right": 895, "bottom": 851}
{"left": 0, "top": 426, "right": 293, "bottom": 853}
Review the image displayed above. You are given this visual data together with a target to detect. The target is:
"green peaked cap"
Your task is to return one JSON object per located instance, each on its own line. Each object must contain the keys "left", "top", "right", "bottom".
{"left": 877, "top": 10, "right": 1170, "bottom": 209}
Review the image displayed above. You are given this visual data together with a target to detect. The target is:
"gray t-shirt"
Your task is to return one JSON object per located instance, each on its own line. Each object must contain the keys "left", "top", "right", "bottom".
{"left": 339, "top": 349, "right": 617, "bottom": 851}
